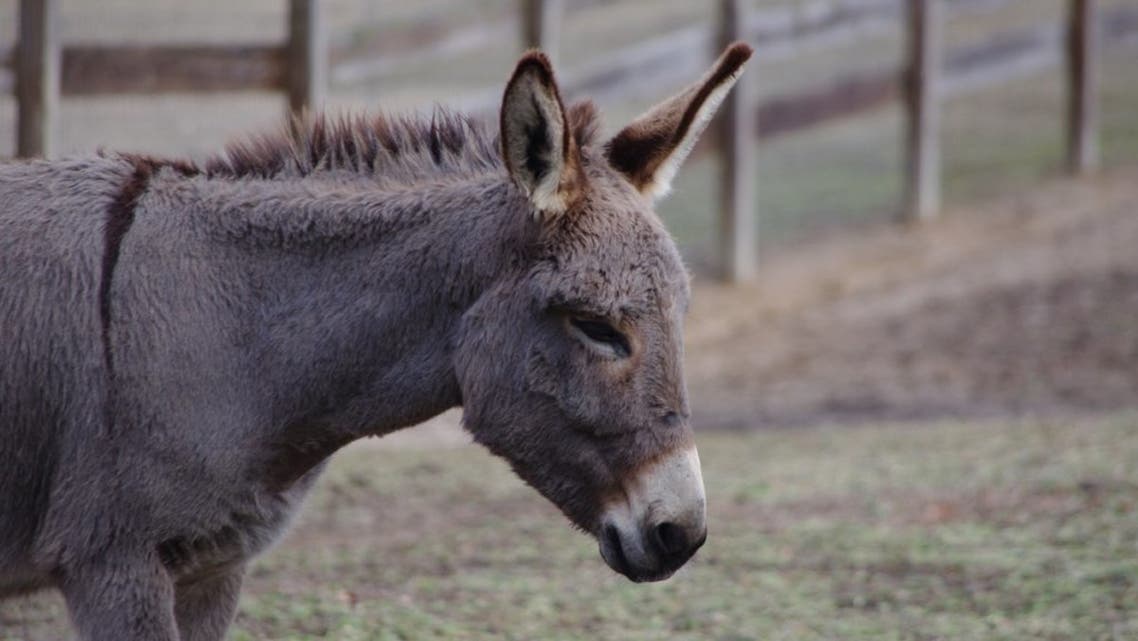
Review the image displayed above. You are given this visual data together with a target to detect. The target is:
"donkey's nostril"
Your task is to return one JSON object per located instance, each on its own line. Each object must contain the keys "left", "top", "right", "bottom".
{"left": 652, "top": 522, "right": 688, "bottom": 557}
{"left": 604, "top": 524, "right": 622, "bottom": 552}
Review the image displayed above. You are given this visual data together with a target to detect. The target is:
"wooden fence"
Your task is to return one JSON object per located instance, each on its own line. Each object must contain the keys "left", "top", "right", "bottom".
{"left": 2, "top": 0, "right": 1135, "bottom": 281}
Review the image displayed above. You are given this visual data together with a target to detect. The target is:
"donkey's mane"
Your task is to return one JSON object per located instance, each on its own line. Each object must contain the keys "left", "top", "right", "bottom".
{"left": 202, "top": 108, "right": 498, "bottom": 182}
{"left": 201, "top": 102, "right": 601, "bottom": 184}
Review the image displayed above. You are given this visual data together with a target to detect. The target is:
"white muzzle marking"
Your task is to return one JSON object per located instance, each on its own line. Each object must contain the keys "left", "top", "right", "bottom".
{"left": 600, "top": 446, "right": 706, "bottom": 572}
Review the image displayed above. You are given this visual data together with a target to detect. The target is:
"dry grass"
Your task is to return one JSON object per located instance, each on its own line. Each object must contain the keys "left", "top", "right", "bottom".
{"left": 7, "top": 413, "right": 1137, "bottom": 640}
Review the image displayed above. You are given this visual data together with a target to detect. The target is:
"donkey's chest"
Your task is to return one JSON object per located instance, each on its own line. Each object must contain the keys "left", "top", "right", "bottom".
{"left": 158, "top": 469, "right": 323, "bottom": 581}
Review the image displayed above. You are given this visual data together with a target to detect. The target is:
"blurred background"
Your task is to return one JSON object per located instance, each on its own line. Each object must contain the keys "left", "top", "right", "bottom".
{"left": 2, "top": 1, "right": 1137, "bottom": 639}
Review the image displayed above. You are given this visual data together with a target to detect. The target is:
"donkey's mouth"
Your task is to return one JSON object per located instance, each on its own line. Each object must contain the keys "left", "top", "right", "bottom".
{"left": 599, "top": 524, "right": 682, "bottom": 583}
{"left": 600, "top": 524, "right": 631, "bottom": 577}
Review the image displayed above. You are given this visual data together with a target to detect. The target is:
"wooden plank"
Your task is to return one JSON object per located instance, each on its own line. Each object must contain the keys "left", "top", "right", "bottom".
{"left": 758, "top": 70, "right": 900, "bottom": 139}
{"left": 16, "top": 0, "right": 60, "bottom": 158}
{"left": 1066, "top": 0, "right": 1099, "bottom": 174}
{"left": 60, "top": 45, "right": 285, "bottom": 95}
{"left": 333, "top": 21, "right": 508, "bottom": 86}
{"left": 716, "top": 0, "right": 758, "bottom": 282}
{"left": 288, "top": 0, "right": 327, "bottom": 114}
{"left": 903, "top": 0, "right": 942, "bottom": 223}
{"left": 333, "top": 0, "right": 608, "bottom": 86}
{"left": 521, "top": 0, "right": 564, "bottom": 63}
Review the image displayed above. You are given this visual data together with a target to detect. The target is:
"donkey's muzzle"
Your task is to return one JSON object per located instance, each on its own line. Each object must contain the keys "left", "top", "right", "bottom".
{"left": 599, "top": 518, "right": 706, "bottom": 583}
{"left": 597, "top": 446, "right": 707, "bottom": 582}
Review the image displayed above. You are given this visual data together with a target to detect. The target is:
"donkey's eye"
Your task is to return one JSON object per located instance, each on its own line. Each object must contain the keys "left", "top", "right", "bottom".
{"left": 569, "top": 318, "right": 631, "bottom": 358}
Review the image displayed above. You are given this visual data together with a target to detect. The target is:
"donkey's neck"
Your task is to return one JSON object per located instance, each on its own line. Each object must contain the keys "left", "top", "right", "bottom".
{"left": 189, "top": 171, "right": 531, "bottom": 486}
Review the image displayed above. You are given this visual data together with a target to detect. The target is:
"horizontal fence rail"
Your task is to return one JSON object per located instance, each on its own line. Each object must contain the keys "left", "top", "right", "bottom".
{"left": 61, "top": 45, "right": 285, "bottom": 95}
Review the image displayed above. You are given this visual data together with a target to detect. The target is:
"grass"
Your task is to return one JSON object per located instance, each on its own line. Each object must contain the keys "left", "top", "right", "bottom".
{"left": 228, "top": 413, "right": 1138, "bottom": 640}
{"left": 9, "top": 413, "right": 1135, "bottom": 639}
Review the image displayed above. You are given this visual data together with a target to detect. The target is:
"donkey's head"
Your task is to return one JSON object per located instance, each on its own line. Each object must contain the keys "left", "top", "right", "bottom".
{"left": 455, "top": 43, "right": 752, "bottom": 582}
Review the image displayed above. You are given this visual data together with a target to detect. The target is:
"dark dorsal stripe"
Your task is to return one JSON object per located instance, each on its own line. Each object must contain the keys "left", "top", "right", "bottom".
{"left": 99, "top": 155, "right": 199, "bottom": 376}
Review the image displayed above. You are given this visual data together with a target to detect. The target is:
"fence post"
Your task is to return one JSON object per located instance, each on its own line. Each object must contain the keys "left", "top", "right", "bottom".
{"left": 16, "top": 0, "right": 60, "bottom": 158}
{"left": 521, "top": 0, "right": 563, "bottom": 63}
{"left": 902, "top": 0, "right": 942, "bottom": 222}
{"left": 1066, "top": 0, "right": 1099, "bottom": 174}
{"left": 715, "top": 0, "right": 758, "bottom": 282}
{"left": 287, "top": 0, "right": 327, "bottom": 115}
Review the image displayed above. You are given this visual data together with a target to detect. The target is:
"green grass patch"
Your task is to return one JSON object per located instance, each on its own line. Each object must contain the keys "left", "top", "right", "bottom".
{"left": 4, "top": 414, "right": 1136, "bottom": 639}
{"left": 226, "top": 413, "right": 1138, "bottom": 640}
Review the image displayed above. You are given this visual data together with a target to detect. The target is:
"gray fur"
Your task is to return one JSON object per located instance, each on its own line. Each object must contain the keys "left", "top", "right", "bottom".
{"left": 0, "top": 45, "right": 751, "bottom": 640}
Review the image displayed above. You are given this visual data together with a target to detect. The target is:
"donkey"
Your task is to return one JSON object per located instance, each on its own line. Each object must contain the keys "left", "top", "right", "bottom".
{"left": 0, "top": 43, "right": 752, "bottom": 640}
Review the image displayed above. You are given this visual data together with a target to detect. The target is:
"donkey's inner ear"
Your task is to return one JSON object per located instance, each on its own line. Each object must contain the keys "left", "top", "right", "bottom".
{"left": 500, "top": 51, "right": 582, "bottom": 217}
{"left": 605, "top": 42, "right": 753, "bottom": 200}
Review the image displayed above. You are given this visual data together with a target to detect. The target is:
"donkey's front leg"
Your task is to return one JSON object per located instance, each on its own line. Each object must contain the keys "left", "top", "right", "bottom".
{"left": 175, "top": 566, "right": 245, "bottom": 641}
{"left": 60, "top": 553, "right": 179, "bottom": 641}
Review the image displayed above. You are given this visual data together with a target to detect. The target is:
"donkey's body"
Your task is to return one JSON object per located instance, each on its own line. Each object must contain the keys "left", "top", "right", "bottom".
{"left": 0, "top": 45, "right": 751, "bottom": 640}
{"left": 0, "top": 120, "right": 521, "bottom": 592}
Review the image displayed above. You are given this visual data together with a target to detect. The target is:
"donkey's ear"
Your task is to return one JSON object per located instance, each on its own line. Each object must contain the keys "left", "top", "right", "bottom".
{"left": 605, "top": 42, "right": 753, "bottom": 200}
{"left": 500, "top": 51, "right": 582, "bottom": 218}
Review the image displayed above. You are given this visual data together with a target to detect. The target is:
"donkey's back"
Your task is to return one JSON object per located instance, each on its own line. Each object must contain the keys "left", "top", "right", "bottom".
{"left": 0, "top": 157, "right": 132, "bottom": 593}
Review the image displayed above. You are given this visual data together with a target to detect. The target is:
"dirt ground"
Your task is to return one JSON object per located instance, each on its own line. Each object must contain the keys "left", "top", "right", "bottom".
{"left": 685, "top": 165, "right": 1138, "bottom": 429}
